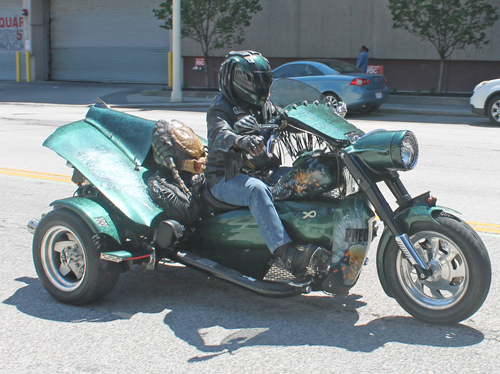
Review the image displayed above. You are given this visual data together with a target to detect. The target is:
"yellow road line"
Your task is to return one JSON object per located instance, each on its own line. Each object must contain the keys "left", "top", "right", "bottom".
{"left": 0, "top": 167, "right": 70, "bottom": 178}
{"left": 0, "top": 167, "right": 72, "bottom": 183}
{"left": 467, "top": 221, "right": 500, "bottom": 229}
{"left": 468, "top": 224, "right": 500, "bottom": 234}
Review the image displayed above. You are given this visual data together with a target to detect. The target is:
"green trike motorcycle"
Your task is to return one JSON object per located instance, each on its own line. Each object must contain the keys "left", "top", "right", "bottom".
{"left": 28, "top": 79, "right": 491, "bottom": 325}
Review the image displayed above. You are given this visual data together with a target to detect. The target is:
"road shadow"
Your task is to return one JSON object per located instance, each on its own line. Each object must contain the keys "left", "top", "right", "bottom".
{"left": 4, "top": 265, "right": 484, "bottom": 359}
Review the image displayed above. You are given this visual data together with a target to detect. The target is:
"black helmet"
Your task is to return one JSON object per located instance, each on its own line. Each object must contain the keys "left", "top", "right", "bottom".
{"left": 219, "top": 50, "right": 273, "bottom": 108}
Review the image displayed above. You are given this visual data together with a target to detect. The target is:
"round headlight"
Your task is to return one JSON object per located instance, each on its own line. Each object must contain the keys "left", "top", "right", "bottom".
{"left": 400, "top": 131, "right": 418, "bottom": 170}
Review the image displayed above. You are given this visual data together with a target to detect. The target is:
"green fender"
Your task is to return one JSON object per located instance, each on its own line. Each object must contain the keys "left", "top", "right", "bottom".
{"left": 376, "top": 192, "right": 444, "bottom": 298}
{"left": 50, "top": 197, "right": 122, "bottom": 244}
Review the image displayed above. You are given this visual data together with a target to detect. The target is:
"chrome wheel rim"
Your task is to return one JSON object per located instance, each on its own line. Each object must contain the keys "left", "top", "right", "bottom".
{"left": 325, "top": 95, "right": 339, "bottom": 108}
{"left": 491, "top": 100, "right": 500, "bottom": 123}
{"left": 40, "top": 225, "right": 86, "bottom": 292}
{"left": 396, "top": 231, "right": 469, "bottom": 310}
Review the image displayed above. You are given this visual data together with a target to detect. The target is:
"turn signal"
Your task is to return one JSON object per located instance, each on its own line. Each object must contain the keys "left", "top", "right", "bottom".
{"left": 350, "top": 78, "right": 369, "bottom": 86}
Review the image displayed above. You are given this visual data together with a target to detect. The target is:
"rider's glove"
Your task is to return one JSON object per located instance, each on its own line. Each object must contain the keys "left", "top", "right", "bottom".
{"left": 233, "top": 115, "right": 260, "bottom": 134}
{"left": 235, "top": 135, "right": 265, "bottom": 157}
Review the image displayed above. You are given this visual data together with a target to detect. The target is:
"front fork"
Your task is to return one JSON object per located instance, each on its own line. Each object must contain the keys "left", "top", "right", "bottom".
{"left": 341, "top": 152, "right": 432, "bottom": 279}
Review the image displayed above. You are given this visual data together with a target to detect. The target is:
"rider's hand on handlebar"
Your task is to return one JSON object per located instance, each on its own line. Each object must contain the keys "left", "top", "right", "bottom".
{"left": 235, "top": 135, "right": 265, "bottom": 157}
{"left": 233, "top": 115, "right": 261, "bottom": 135}
{"left": 236, "top": 115, "right": 259, "bottom": 128}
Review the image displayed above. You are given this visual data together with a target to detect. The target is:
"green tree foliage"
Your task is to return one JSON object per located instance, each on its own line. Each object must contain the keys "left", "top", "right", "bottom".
{"left": 153, "top": 0, "right": 262, "bottom": 88}
{"left": 388, "top": 0, "right": 499, "bottom": 92}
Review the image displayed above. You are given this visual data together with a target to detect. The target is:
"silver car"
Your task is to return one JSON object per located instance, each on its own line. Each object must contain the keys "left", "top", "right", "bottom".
{"left": 470, "top": 78, "right": 500, "bottom": 125}
{"left": 272, "top": 60, "right": 389, "bottom": 113}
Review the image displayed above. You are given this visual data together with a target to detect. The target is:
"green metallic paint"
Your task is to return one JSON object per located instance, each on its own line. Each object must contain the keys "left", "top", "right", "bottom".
{"left": 50, "top": 197, "right": 122, "bottom": 244}
{"left": 191, "top": 200, "right": 338, "bottom": 253}
{"left": 344, "top": 130, "right": 410, "bottom": 175}
{"left": 187, "top": 196, "right": 376, "bottom": 279}
{"left": 44, "top": 120, "right": 163, "bottom": 227}
{"left": 283, "top": 102, "right": 362, "bottom": 145}
{"left": 375, "top": 192, "right": 443, "bottom": 298}
{"left": 84, "top": 106, "right": 156, "bottom": 166}
{"left": 188, "top": 199, "right": 338, "bottom": 278}
{"left": 187, "top": 209, "right": 270, "bottom": 278}
{"left": 277, "top": 200, "right": 337, "bottom": 246}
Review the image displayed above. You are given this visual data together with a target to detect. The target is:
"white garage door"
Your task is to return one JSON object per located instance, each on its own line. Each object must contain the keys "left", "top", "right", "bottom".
{"left": 49, "top": 0, "right": 170, "bottom": 83}
{"left": 0, "top": 2, "right": 26, "bottom": 81}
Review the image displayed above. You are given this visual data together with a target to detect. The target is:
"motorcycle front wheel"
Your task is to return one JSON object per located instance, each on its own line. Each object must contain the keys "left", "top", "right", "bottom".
{"left": 33, "top": 208, "right": 121, "bottom": 305}
{"left": 383, "top": 212, "right": 491, "bottom": 325}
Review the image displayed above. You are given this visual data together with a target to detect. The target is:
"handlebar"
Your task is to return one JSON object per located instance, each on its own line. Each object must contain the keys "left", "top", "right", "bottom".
{"left": 259, "top": 123, "right": 280, "bottom": 131}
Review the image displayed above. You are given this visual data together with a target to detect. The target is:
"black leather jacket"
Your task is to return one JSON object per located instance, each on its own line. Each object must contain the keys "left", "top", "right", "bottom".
{"left": 205, "top": 93, "right": 275, "bottom": 188}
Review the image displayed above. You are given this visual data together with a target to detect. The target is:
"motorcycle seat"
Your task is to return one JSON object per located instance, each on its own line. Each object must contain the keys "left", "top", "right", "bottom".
{"left": 200, "top": 182, "right": 241, "bottom": 211}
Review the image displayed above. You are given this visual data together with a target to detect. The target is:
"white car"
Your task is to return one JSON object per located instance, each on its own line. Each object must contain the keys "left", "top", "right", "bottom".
{"left": 470, "top": 78, "right": 500, "bottom": 124}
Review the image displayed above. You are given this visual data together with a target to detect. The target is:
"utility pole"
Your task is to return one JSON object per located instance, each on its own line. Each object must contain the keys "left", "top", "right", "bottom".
{"left": 171, "top": 0, "right": 183, "bottom": 102}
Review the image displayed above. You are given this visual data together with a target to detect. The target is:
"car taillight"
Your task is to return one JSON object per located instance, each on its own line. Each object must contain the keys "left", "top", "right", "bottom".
{"left": 350, "top": 78, "right": 369, "bottom": 86}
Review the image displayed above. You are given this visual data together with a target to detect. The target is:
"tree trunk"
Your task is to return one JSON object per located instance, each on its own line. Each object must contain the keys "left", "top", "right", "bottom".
{"left": 438, "top": 57, "right": 445, "bottom": 93}
{"left": 204, "top": 52, "right": 210, "bottom": 88}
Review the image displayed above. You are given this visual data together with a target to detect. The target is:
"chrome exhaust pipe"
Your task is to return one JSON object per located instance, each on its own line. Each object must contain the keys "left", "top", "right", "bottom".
{"left": 27, "top": 219, "right": 39, "bottom": 234}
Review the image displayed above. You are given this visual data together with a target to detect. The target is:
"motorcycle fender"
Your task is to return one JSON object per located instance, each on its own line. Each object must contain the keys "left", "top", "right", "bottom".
{"left": 50, "top": 197, "right": 122, "bottom": 244}
{"left": 376, "top": 192, "right": 444, "bottom": 298}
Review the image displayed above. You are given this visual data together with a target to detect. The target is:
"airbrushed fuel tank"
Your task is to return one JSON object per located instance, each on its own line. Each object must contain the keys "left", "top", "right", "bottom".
{"left": 272, "top": 150, "right": 342, "bottom": 200}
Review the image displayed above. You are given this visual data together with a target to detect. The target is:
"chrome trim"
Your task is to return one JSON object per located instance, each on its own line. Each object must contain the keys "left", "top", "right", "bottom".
{"left": 335, "top": 101, "right": 347, "bottom": 118}
{"left": 395, "top": 234, "right": 429, "bottom": 270}
{"left": 360, "top": 129, "right": 386, "bottom": 139}
{"left": 100, "top": 253, "right": 123, "bottom": 263}
{"left": 400, "top": 131, "right": 419, "bottom": 170}
{"left": 144, "top": 250, "right": 156, "bottom": 271}
{"left": 365, "top": 217, "right": 376, "bottom": 257}
{"left": 27, "top": 219, "right": 39, "bottom": 234}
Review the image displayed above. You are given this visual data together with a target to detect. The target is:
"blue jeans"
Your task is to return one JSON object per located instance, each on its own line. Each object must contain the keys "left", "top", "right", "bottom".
{"left": 210, "top": 174, "right": 291, "bottom": 253}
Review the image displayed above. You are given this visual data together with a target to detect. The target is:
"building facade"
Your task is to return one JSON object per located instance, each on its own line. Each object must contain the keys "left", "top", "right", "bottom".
{"left": 182, "top": 0, "right": 500, "bottom": 92}
{"left": 0, "top": 0, "right": 171, "bottom": 83}
{"left": 2, "top": 0, "right": 499, "bottom": 92}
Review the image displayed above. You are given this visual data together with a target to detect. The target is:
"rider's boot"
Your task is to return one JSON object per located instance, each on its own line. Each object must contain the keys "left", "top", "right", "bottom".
{"left": 274, "top": 243, "right": 317, "bottom": 278}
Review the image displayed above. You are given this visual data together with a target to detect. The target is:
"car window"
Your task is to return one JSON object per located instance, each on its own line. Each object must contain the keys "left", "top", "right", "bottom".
{"left": 274, "top": 64, "right": 309, "bottom": 78}
{"left": 303, "top": 65, "right": 323, "bottom": 76}
{"left": 319, "top": 60, "right": 362, "bottom": 74}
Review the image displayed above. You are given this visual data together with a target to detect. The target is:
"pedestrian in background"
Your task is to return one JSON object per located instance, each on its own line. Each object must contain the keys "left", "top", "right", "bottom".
{"left": 356, "top": 45, "right": 370, "bottom": 73}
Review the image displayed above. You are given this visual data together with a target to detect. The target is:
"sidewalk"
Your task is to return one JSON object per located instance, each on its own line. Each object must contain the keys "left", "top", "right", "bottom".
{"left": 0, "top": 80, "right": 478, "bottom": 118}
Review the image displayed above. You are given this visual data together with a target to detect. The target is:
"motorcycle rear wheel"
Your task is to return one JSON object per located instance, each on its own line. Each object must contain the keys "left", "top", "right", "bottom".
{"left": 33, "top": 208, "right": 120, "bottom": 305}
{"left": 383, "top": 212, "right": 491, "bottom": 325}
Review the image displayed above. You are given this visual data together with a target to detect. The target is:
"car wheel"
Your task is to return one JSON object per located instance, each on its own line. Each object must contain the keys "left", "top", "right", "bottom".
{"left": 359, "top": 105, "right": 380, "bottom": 114}
{"left": 486, "top": 94, "right": 500, "bottom": 125}
{"left": 323, "top": 92, "right": 341, "bottom": 109}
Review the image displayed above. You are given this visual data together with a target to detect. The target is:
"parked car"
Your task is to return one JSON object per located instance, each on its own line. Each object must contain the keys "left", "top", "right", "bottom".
{"left": 470, "top": 78, "right": 500, "bottom": 125}
{"left": 272, "top": 60, "right": 389, "bottom": 113}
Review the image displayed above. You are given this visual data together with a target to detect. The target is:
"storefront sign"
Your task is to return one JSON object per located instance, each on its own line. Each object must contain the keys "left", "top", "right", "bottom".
{"left": 0, "top": 10, "right": 24, "bottom": 52}
{"left": 367, "top": 65, "right": 383, "bottom": 75}
{"left": 193, "top": 57, "right": 205, "bottom": 71}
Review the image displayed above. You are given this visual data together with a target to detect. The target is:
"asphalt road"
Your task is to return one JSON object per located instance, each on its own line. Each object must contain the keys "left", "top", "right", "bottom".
{"left": 1, "top": 104, "right": 499, "bottom": 373}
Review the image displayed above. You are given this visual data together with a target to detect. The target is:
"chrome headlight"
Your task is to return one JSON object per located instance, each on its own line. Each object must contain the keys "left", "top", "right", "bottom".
{"left": 344, "top": 129, "right": 419, "bottom": 174}
{"left": 399, "top": 131, "right": 418, "bottom": 170}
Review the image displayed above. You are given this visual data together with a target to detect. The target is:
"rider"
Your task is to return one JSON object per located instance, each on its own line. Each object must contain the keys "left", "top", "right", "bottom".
{"left": 205, "top": 50, "right": 316, "bottom": 277}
